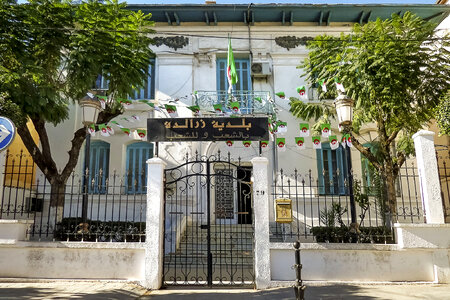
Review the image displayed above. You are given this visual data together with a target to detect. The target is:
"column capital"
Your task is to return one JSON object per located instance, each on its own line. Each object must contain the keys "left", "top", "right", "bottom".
{"left": 412, "top": 130, "right": 435, "bottom": 140}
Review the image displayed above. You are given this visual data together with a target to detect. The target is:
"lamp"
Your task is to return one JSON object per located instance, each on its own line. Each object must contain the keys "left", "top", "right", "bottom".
{"left": 79, "top": 94, "right": 102, "bottom": 126}
{"left": 334, "top": 93, "right": 354, "bottom": 127}
{"left": 334, "top": 92, "right": 358, "bottom": 241}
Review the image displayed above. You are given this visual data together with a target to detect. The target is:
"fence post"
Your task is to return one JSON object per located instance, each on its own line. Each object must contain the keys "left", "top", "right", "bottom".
{"left": 251, "top": 157, "right": 270, "bottom": 289}
{"left": 142, "top": 157, "right": 166, "bottom": 289}
{"left": 412, "top": 130, "right": 445, "bottom": 224}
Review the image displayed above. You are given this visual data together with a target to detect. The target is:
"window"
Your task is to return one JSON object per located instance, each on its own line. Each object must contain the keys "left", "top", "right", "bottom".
{"left": 126, "top": 142, "right": 154, "bottom": 193}
{"left": 88, "top": 141, "right": 110, "bottom": 194}
{"left": 216, "top": 58, "right": 251, "bottom": 92}
{"left": 316, "top": 143, "right": 348, "bottom": 195}
{"left": 94, "top": 61, "right": 155, "bottom": 100}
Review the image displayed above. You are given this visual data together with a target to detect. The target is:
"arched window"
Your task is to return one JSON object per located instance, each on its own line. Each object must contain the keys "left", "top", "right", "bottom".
{"left": 88, "top": 140, "right": 110, "bottom": 194}
{"left": 126, "top": 142, "right": 153, "bottom": 193}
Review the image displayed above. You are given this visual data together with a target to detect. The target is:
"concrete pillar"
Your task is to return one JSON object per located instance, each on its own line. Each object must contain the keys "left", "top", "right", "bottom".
{"left": 142, "top": 157, "right": 166, "bottom": 289}
{"left": 251, "top": 157, "right": 270, "bottom": 289}
{"left": 412, "top": 130, "right": 445, "bottom": 224}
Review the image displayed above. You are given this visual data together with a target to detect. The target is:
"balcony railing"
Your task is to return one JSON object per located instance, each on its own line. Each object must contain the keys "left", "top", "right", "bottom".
{"left": 194, "top": 91, "right": 274, "bottom": 115}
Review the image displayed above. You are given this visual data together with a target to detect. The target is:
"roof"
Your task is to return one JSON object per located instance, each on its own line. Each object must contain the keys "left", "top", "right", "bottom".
{"left": 127, "top": 4, "right": 450, "bottom": 26}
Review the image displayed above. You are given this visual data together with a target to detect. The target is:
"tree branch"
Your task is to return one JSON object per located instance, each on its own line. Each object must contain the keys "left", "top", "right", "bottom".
{"left": 60, "top": 127, "right": 87, "bottom": 181}
{"left": 31, "top": 118, "right": 58, "bottom": 175}
{"left": 393, "top": 152, "right": 407, "bottom": 178}
{"left": 386, "top": 130, "right": 400, "bottom": 147}
{"left": 350, "top": 133, "right": 382, "bottom": 171}
{"left": 16, "top": 124, "right": 57, "bottom": 180}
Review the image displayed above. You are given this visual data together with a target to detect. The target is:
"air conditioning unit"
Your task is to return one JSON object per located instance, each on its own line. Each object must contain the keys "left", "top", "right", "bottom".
{"left": 251, "top": 62, "right": 271, "bottom": 77}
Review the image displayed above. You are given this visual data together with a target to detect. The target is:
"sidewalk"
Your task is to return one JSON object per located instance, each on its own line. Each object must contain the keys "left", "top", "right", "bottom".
{"left": 0, "top": 280, "right": 449, "bottom": 300}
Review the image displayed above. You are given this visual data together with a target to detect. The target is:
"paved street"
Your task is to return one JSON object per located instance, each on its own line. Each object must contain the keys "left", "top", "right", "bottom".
{"left": 0, "top": 280, "right": 449, "bottom": 300}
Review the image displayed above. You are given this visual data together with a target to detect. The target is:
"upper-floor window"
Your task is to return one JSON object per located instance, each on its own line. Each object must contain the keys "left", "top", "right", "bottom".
{"left": 217, "top": 58, "right": 251, "bottom": 92}
{"left": 316, "top": 143, "right": 348, "bottom": 195}
{"left": 126, "top": 142, "right": 153, "bottom": 194}
{"left": 95, "top": 61, "right": 155, "bottom": 100}
{"left": 87, "top": 140, "right": 110, "bottom": 194}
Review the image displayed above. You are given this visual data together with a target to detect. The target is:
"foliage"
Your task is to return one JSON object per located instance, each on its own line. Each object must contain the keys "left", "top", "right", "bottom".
{"left": 320, "top": 202, "right": 347, "bottom": 227}
{"left": 0, "top": 0, "right": 155, "bottom": 204}
{"left": 311, "top": 226, "right": 393, "bottom": 243}
{"left": 54, "top": 217, "right": 146, "bottom": 242}
{"left": 289, "top": 13, "right": 450, "bottom": 216}
{"left": 435, "top": 93, "right": 450, "bottom": 135}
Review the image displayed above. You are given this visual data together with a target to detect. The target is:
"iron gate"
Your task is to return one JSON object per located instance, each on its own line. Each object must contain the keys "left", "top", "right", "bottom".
{"left": 163, "top": 152, "right": 255, "bottom": 286}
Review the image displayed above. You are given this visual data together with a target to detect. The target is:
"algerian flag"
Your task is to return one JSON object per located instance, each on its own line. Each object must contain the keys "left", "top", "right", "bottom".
{"left": 275, "top": 92, "right": 285, "bottom": 99}
{"left": 346, "top": 134, "right": 353, "bottom": 148}
{"left": 122, "top": 117, "right": 131, "bottom": 123}
{"left": 296, "top": 86, "right": 307, "bottom": 100}
{"left": 213, "top": 104, "right": 223, "bottom": 114}
{"left": 230, "top": 101, "right": 240, "bottom": 114}
{"left": 119, "top": 98, "right": 134, "bottom": 109}
{"left": 299, "top": 123, "right": 310, "bottom": 137}
{"left": 97, "top": 95, "right": 107, "bottom": 109}
{"left": 98, "top": 124, "right": 110, "bottom": 137}
{"left": 295, "top": 137, "right": 305, "bottom": 149}
{"left": 329, "top": 135, "right": 339, "bottom": 150}
{"left": 226, "top": 140, "right": 233, "bottom": 147}
{"left": 276, "top": 138, "right": 286, "bottom": 152}
{"left": 334, "top": 77, "right": 345, "bottom": 93}
{"left": 165, "top": 104, "right": 178, "bottom": 117}
{"left": 111, "top": 121, "right": 123, "bottom": 128}
{"left": 139, "top": 100, "right": 155, "bottom": 108}
{"left": 137, "top": 129, "right": 147, "bottom": 141}
{"left": 318, "top": 79, "right": 327, "bottom": 92}
{"left": 88, "top": 124, "right": 96, "bottom": 137}
{"left": 341, "top": 134, "right": 348, "bottom": 148}
{"left": 254, "top": 97, "right": 262, "bottom": 103}
{"left": 188, "top": 105, "right": 201, "bottom": 116}
{"left": 276, "top": 121, "right": 287, "bottom": 134}
{"left": 106, "top": 125, "right": 114, "bottom": 135}
{"left": 243, "top": 141, "right": 251, "bottom": 148}
{"left": 312, "top": 136, "right": 322, "bottom": 149}
{"left": 120, "top": 127, "right": 131, "bottom": 137}
{"left": 260, "top": 140, "right": 269, "bottom": 148}
{"left": 321, "top": 123, "right": 331, "bottom": 137}
{"left": 227, "top": 38, "right": 238, "bottom": 93}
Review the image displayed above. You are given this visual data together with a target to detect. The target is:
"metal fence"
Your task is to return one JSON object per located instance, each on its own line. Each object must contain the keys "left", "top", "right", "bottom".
{"left": 436, "top": 145, "right": 450, "bottom": 223}
{"left": 270, "top": 160, "right": 423, "bottom": 244}
{"left": 0, "top": 150, "right": 146, "bottom": 242}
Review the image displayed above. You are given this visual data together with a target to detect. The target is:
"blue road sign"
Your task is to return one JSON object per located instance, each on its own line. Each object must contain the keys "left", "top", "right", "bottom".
{"left": 0, "top": 117, "right": 16, "bottom": 152}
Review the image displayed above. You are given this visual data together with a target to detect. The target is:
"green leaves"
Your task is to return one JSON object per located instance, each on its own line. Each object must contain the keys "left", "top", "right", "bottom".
{"left": 435, "top": 93, "right": 450, "bottom": 136}
{"left": 0, "top": 0, "right": 155, "bottom": 125}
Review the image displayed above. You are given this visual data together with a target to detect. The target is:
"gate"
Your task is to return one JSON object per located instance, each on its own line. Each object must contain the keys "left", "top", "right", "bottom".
{"left": 163, "top": 152, "right": 254, "bottom": 286}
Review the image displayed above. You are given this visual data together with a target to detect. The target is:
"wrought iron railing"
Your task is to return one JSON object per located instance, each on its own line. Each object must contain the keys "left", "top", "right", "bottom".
{"left": 0, "top": 150, "right": 146, "bottom": 242}
{"left": 194, "top": 90, "right": 274, "bottom": 115}
{"left": 436, "top": 145, "right": 450, "bottom": 223}
{"left": 270, "top": 161, "right": 423, "bottom": 244}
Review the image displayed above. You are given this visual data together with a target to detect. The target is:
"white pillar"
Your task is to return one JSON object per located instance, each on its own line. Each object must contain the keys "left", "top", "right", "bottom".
{"left": 412, "top": 130, "right": 445, "bottom": 224}
{"left": 142, "top": 157, "right": 166, "bottom": 289}
{"left": 251, "top": 157, "right": 270, "bottom": 289}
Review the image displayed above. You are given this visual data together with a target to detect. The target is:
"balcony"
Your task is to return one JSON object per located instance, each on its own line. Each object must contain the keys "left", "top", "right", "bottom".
{"left": 194, "top": 91, "right": 274, "bottom": 115}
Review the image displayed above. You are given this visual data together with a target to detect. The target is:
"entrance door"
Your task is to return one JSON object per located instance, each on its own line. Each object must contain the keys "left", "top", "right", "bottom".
{"left": 163, "top": 153, "right": 255, "bottom": 287}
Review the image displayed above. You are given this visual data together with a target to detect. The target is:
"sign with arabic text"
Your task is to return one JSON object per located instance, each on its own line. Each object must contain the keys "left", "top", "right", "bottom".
{"left": 147, "top": 117, "right": 269, "bottom": 142}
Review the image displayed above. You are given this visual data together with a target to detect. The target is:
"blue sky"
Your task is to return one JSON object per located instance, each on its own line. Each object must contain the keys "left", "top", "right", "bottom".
{"left": 127, "top": 0, "right": 437, "bottom": 4}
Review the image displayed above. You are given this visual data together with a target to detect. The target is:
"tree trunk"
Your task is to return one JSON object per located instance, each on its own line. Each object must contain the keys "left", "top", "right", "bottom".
{"left": 50, "top": 180, "right": 66, "bottom": 207}
{"left": 383, "top": 161, "right": 397, "bottom": 225}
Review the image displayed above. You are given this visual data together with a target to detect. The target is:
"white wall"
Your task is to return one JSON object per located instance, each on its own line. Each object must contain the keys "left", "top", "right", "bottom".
{"left": 0, "top": 242, "right": 144, "bottom": 280}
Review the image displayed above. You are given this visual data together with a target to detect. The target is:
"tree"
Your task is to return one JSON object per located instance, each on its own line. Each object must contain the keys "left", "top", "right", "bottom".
{"left": 290, "top": 12, "right": 450, "bottom": 219}
{"left": 435, "top": 93, "right": 450, "bottom": 136}
{"left": 0, "top": 0, "right": 155, "bottom": 206}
